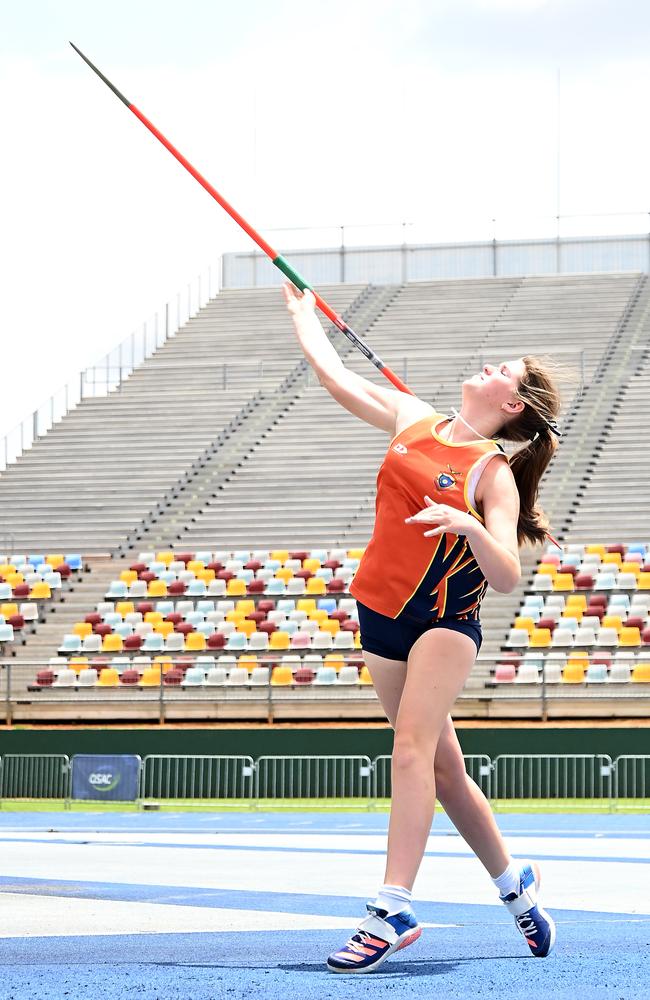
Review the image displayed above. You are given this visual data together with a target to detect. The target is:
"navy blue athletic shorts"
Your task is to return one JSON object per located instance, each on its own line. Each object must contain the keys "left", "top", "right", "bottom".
{"left": 356, "top": 599, "right": 482, "bottom": 661}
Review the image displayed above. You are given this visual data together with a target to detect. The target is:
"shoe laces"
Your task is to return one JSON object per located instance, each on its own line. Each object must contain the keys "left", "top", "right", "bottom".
{"left": 515, "top": 912, "right": 538, "bottom": 938}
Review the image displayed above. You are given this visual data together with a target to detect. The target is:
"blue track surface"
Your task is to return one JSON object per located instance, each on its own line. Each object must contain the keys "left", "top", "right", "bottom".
{"left": 0, "top": 811, "right": 647, "bottom": 999}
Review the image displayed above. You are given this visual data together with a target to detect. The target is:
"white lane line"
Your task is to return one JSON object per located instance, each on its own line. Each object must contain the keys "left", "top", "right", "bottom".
{"left": 0, "top": 894, "right": 457, "bottom": 939}
{"left": 1, "top": 843, "right": 649, "bottom": 915}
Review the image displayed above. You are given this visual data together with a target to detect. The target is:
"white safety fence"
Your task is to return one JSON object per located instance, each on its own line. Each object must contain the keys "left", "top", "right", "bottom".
{"left": 0, "top": 753, "right": 647, "bottom": 810}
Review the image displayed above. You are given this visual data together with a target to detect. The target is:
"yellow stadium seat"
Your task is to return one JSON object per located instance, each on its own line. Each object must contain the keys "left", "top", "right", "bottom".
{"left": 303, "top": 558, "right": 321, "bottom": 573}
{"left": 275, "top": 567, "right": 294, "bottom": 583}
{"left": 562, "top": 662, "right": 585, "bottom": 683}
{"left": 141, "top": 666, "right": 162, "bottom": 686}
{"left": 73, "top": 622, "right": 93, "bottom": 639}
{"left": 347, "top": 549, "right": 365, "bottom": 559}
{"left": 226, "top": 610, "right": 246, "bottom": 623}
{"left": 144, "top": 611, "right": 163, "bottom": 625}
{"left": 30, "top": 582, "right": 51, "bottom": 600}
{"left": 147, "top": 580, "right": 168, "bottom": 597}
{"left": 320, "top": 619, "right": 340, "bottom": 636}
{"left": 6, "top": 573, "right": 24, "bottom": 587}
{"left": 567, "top": 651, "right": 589, "bottom": 670}
{"left": 46, "top": 554, "right": 64, "bottom": 568}
{"left": 102, "top": 634, "right": 123, "bottom": 653}
{"left": 97, "top": 667, "right": 120, "bottom": 687}
{"left": 270, "top": 550, "right": 289, "bottom": 564}
{"left": 269, "top": 631, "right": 290, "bottom": 650}
{"left": 0, "top": 564, "right": 16, "bottom": 577}
{"left": 632, "top": 662, "right": 650, "bottom": 682}
{"left": 197, "top": 568, "right": 215, "bottom": 583}
{"left": 306, "top": 577, "right": 326, "bottom": 595}
{"left": 359, "top": 666, "right": 373, "bottom": 685}
{"left": 296, "top": 599, "right": 317, "bottom": 614}
{"left": 530, "top": 628, "right": 552, "bottom": 648}
{"left": 324, "top": 654, "right": 345, "bottom": 673}
{"left": 154, "top": 656, "right": 173, "bottom": 673}
{"left": 354, "top": 631, "right": 362, "bottom": 649}
{"left": 154, "top": 621, "right": 174, "bottom": 638}
{"left": 226, "top": 578, "right": 247, "bottom": 596}
{"left": 602, "top": 615, "right": 623, "bottom": 633}
{"left": 185, "top": 632, "right": 207, "bottom": 651}
{"left": 562, "top": 607, "right": 583, "bottom": 621}
{"left": 565, "top": 594, "right": 587, "bottom": 611}
{"left": 271, "top": 665, "right": 293, "bottom": 685}
{"left": 514, "top": 617, "right": 536, "bottom": 635}
{"left": 120, "top": 570, "right": 138, "bottom": 585}
{"left": 187, "top": 560, "right": 205, "bottom": 575}
{"left": 0, "top": 603, "right": 18, "bottom": 619}
{"left": 621, "top": 562, "right": 641, "bottom": 577}
{"left": 552, "top": 574, "right": 574, "bottom": 592}
{"left": 309, "top": 609, "right": 329, "bottom": 624}
{"left": 236, "top": 619, "right": 257, "bottom": 638}
{"left": 638, "top": 573, "right": 650, "bottom": 590}
{"left": 235, "top": 600, "right": 255, "bottom": 616}
{"left": 586, "top": 544, "right": 606, "bottom": 556}
{"left": 68, "top": 656, "right": 89, "bottom": 674}
{"left": 238, "top": 654, "right": 258, "bottom": 670}
{"left": 115, "top": 601, "right": 135, "bottom": 618}
{"left": 155, "top": 551, "right": 174, "bottom": 566}
{"left": 536, "top": 563, "right": 557, "bottom": 577}
{"left": 602, "top": 551, "right": 622, "bottom": 566}
{"left": 619, "top": 627, "right": 641, "bottom": 647}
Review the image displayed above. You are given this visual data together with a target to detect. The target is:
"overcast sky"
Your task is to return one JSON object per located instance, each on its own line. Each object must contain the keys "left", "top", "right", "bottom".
{"left": 2, "top": 0, "right": 650, "bottom": 444}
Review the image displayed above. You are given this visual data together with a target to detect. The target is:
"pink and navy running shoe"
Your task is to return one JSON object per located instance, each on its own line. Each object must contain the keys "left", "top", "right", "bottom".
{"left": 500, "top": 861, "right": 556, "bottom": 958}
{"left": 326, "top": 902, "right": 422, "bottom": 974}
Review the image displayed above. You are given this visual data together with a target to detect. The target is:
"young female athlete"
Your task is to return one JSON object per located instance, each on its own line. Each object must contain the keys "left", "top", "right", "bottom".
{"left": 283, "top": 282, "right": 562, "bottom": 974}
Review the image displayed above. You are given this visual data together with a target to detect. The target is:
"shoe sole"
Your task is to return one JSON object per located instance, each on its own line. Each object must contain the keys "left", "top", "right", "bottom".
{"left": 326, "top": 925, "right": 422, "bottom": 974}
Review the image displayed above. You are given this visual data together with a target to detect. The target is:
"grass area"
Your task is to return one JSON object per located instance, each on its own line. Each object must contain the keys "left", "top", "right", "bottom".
{"left": 0, "top": 797, "right": 648, "bottom": 813}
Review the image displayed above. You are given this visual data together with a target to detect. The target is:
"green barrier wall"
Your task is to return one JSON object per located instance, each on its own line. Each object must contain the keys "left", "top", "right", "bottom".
{"left": 0, "top": 726, "right": 648, "bottom": 760}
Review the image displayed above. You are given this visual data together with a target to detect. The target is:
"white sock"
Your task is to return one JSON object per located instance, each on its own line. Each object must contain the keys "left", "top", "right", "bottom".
{"left": 372, "top": 883, "right": 413, "bottom": 915}
{"left": 492, "top": 861, "right": 521, "bottom": 898}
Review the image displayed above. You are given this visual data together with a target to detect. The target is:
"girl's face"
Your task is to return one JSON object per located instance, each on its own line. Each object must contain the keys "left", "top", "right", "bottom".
{"left": 463, "top": 358, "right": 527, "bottom": 417}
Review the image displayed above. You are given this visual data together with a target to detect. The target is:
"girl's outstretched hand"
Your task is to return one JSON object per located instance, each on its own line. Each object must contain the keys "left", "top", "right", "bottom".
{"left": 282, "top": 282, "right": 316, "bottom": 318}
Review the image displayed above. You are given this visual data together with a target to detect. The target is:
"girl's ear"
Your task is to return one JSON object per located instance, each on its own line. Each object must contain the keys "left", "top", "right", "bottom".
{"left": 504, "top": 398, "right": 525, "bottom": 414}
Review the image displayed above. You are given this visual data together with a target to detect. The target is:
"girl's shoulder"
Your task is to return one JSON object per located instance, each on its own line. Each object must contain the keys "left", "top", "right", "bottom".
{"left": 393, "top": 396, "right": 437, "bottom": 437}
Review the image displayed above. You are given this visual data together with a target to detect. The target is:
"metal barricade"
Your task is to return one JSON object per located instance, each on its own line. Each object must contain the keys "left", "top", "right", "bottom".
{"left": 254, "top": 755, "right": 372, "bottom": 806}
{"left": 0, "top": 754, "right": 70, "bottom": 806}
{"left": 140, "top": 755, "right": 255, "bottom": 807}
{"left": 613, "top": 756, "right": 650, "bottom": 804}
{"left": 372, "top": 754, "right": 492, "bottom": 800}
{"left": 492, "top": 754, "right": 614, "bottom": 805}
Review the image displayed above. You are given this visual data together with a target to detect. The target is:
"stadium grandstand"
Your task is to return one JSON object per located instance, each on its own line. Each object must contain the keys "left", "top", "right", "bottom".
{"left": 1, "top": 238, "right": 650, "bottom": 726}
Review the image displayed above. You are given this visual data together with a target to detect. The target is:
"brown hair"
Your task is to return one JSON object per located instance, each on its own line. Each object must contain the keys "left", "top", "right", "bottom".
{"left": 498, "top": 355, "right": 565, "bottom": 547}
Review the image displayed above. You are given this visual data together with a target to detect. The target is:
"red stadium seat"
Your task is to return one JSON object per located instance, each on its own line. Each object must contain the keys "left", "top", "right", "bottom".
{"left": 258, "top": 621, "right": 278, "bottom": 635}
{"left": 120, "top": 669, "right": 140, "bottom": 685}
{"left": 207, "top": 632, "right": 226, "bottom": 649}
{"left": 13, "top": 584, "right": 30, "bottom": 598}
{"left": 327, "top": 579, "right": 346, "bottom": 593}
{"left": 574, "top": 573, "right": 594, "bottom": 590}
{"left": 257, "top": 600, "right": 275, "bottom": 614}
{"left": 139, "top": 572, "right": 156, "bottom": 583}
{"left": 247, "top": 579, "right": 266, "bottom": 594}
{"left": 124, "top": 634, "right": 143, "bottom": 651}
{"left": 165, "top": 613, "right": 183, "bottom": 626}
{"left": 93, "top": 623, "right": 112, "bottom": 637}
{"left": 294, "top": 667, "right": 316, "bottom": 684}
{"left": 85, "top": 613, "right": 102, "bottom": 626}
{"left": 168, "top": 581, "right": 186, "bottom": 596}
{"left": 175, "top": 621, "right": 194, "bottom": 635}
{"left": 137, "top": 601, "right": 154, "bottom": 615}
{"left": 244, "top": 560, "right": 263, "bottom": 571}
{"left": 36, "top": 670, "right": 55, "bottom": 687}
{"left": 289, "top": 551, "right": 309, "bottom": 561}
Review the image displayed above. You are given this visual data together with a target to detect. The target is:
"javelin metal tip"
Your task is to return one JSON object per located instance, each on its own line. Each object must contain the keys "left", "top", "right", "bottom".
{"left": 69, "top": 41, "right": 131, "bottom": 108}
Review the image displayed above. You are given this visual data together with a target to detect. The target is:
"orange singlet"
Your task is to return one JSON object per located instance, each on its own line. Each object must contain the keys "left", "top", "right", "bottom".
{"left": 350, "top": 413, "right": 507, "bottom": 622}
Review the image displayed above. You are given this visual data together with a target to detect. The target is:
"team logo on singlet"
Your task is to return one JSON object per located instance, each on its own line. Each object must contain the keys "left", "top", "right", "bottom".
{"left": 393, "top": 443, "right": 408, "bottom": 454}
{"left": 436, "top": 464, "right": 463, "bottom": 490}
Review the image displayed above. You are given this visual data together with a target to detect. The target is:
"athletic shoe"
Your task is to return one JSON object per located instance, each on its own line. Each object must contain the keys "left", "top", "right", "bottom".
{"left": 500, "top": 860, "right": 556, "bottom": 958}
{"left": 326, "top": 902, "right": 422, "bottom": 974}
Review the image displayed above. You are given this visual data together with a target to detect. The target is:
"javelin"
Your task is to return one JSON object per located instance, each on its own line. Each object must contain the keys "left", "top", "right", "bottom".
{"left": 69, "top": 42, "right": 413, "bottom": 395}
